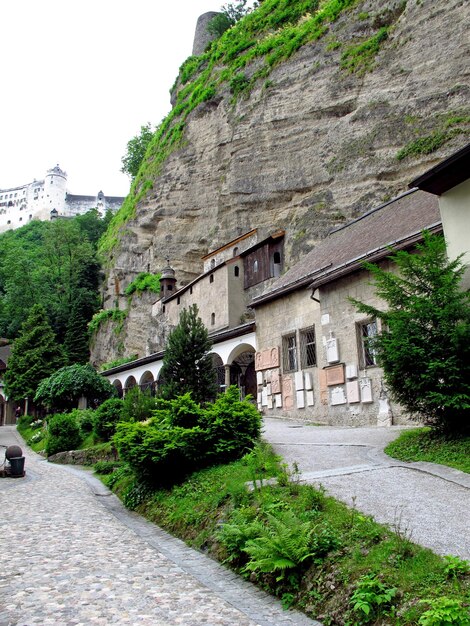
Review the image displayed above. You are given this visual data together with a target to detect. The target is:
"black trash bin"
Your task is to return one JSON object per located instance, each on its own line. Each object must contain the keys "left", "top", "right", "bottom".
{"left": 9, "top": 456, "right": 25, "bottom": 477}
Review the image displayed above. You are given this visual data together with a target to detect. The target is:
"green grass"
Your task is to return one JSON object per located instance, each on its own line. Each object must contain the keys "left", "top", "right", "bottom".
{"left": 100, "top": 442, "right": 470, "bottom": 624}
{"left": 385, "top": 428, "right": 470, "bottom": 474}
{"left": 397, "top": 113, "right": 470, "bottom": 161}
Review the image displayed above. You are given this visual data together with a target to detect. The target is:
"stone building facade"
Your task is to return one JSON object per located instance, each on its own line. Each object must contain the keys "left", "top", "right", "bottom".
{"left": 251, "top": 189, "right": 442, "bottom": 426}
{"left": 0, "top": 165, "right": 125, "bottom": 233}
{"left": 102, "top": 144, "right": 470, "bottom": 428}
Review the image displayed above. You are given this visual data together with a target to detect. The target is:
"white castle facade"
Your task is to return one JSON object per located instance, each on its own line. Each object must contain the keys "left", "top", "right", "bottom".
{"left": 0, "top": 165, "right": 125, "bottom": 233}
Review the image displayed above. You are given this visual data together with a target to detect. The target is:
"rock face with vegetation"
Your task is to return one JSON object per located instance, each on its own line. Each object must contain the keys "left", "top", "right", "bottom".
{"left": 93, "top": 0, "right": 470, "bottom": 365}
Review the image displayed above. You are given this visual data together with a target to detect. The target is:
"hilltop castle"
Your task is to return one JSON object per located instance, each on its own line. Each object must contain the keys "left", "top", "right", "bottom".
{"left": 0, "top": 165, "right": 125, "bottom": 232}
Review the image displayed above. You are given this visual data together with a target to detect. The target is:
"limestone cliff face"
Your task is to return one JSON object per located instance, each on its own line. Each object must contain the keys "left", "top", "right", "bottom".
{"left": 91, "top": 0, "right": 469, "bottom": 366}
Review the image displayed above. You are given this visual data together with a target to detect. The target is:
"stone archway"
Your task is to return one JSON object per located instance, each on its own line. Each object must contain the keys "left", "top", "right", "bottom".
{"left": 139, "top": 371, "right": 156, "bottom": 396}
{"left": 211, "top": 353, "right": 225, "bottom": 394}
{"left": 112, "top": 379, "right": 123, "bottom": 399}
{"left": 124, "top": 375, "right": 137, "bottom": 395}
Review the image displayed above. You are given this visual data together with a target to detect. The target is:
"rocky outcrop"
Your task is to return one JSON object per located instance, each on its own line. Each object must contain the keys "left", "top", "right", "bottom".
{"left": 91, "top": 0, "right": 470, "bottom": 366}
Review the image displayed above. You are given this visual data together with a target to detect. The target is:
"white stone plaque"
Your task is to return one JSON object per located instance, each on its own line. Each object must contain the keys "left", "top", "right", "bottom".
{"left": 306, "top": 390, "right": 314, "bottom": 406}
{"left": 346, "top": 363, "right": 358, "bottom": 380}
{"left": 261, "top": 388, "right": 268, "bottom": 406}
{"left": 304, "top": 371, "right": 313, "bottom": 390}
{"left": 330, "top": 386, "right": 347, "bottom": 405}
{"left": 266, "top": 383, "right": 272, "bottom": 395}
{"left": 294, "top": 371, "right": 304, "bottom": 390}
{"left": 326, "top": 337, "right": 339, "bottom": 363}
{"left": 346, "top": 380, "right": 360, "bottom": 403}
{"left": 296, "top": 390, "right": 305, "bottom": 409}
{"left": 275, "top": 394, "right": 283, "bottom": 408}
{"left": 256, "top": 371, "right": 263, "bottom": 385}
{"left": 321, "top": 313, "right": 330, "bottom": 325}
{"left": 267, "top": 395, "right": 273, "bottom": 409}
{"left": 360, "top": 378, "right": 373, "bottom": 403}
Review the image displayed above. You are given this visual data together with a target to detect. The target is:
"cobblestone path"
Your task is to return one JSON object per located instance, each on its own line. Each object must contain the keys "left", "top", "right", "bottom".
{"left": 0, "top": 427, "right": 320, "bottom": 626}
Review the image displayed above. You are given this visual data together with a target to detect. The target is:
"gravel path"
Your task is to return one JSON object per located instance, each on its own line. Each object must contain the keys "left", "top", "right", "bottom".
{"left": 262, "top": 418, "right": 470, "bottom": 561}
{"left": 0, "top": 426, "right": 319, "bottom": 626}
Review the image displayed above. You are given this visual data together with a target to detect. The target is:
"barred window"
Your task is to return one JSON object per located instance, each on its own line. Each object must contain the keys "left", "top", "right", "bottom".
{"left": 300, "top": 326, "right": 316, "bottom": 368}
{"left": 282, "top": 333, "right": 298, "bottom": 372}
{"left": 357, "top": 319, "right": 378, "bottom": 367}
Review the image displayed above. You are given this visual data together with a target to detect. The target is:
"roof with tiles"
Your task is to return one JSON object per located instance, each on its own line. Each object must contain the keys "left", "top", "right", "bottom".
{"left": 251, "top": 189, "right": 441, "bottom": 307}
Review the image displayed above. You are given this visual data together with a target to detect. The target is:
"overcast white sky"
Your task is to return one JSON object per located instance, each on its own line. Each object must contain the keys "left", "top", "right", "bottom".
{"left": 0, "top": 0, "right": 221, "bottom": 197}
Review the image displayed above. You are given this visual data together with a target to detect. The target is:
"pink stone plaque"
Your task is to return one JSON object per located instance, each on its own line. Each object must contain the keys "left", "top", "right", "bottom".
{"left": 282, "top": 375, "right": 294, "bottom": 410}
{"left": 255, "top": 346, "right": 280, "bottom": 371}
{"left": 325, "top": 364, "right": 345, "bottom": 386}
{"left": 271, "top": 369, "right": 282, "bottom": 394}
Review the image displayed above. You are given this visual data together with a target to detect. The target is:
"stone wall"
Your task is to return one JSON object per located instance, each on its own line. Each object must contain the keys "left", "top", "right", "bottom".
{"left": 254, "top": 261, "right": 409, "bottom": 426}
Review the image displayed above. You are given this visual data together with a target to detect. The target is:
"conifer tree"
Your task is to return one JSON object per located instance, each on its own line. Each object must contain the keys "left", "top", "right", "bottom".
{"left": 63, "top": 291, "right": 95, "bottom": 365}
{"left": 352, "top": 232, "right": 470, "bottom": 435}
{"left": 4, "top": 304, "right": 65, "bottom": 403}
{"left": 160, "top": 304, "right": 217, "bottom": 403}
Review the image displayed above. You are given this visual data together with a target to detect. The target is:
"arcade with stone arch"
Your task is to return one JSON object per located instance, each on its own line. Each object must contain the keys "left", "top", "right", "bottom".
{"left": 103, "top": 330, "right": 257, "bottom": 399}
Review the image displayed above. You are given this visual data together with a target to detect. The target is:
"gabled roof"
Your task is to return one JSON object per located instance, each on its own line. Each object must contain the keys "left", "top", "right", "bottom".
{"left": 409, "top": 142, "right": 470, "bottom": 195}
{"left": 251, "top": 189, "right": 441, "bottom": 307}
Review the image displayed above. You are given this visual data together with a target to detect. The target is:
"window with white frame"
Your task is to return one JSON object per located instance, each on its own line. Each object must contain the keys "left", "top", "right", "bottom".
{"left": 299, "top": 326, "right": 316, "bottom": 368}
{"left": 282, "top": 332, "right": 298, "bottom": 372}
{"left": 357, "top": 319, "right": 378, "bottom": 367}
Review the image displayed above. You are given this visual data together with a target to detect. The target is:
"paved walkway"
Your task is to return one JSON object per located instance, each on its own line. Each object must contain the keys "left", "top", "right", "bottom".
{"left": 0, "top": 426, "right": 319, "bottom": 626}
{"left": 262, "top": 418, "right": 470, "bottom": 561}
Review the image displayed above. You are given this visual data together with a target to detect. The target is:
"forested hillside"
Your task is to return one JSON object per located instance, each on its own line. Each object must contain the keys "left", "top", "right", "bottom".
{"left": 0, "top": 211, "right": 111, "bottom": 360}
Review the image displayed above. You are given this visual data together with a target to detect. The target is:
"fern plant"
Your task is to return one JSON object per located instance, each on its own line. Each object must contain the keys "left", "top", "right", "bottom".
{"left": 242, "top": 511, "right": 338, "bottom": 580}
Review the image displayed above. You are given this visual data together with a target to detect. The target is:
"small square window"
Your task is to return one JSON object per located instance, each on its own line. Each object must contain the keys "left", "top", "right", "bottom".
{"left": 282, "top": 332, "right": 298, "bottom": 372}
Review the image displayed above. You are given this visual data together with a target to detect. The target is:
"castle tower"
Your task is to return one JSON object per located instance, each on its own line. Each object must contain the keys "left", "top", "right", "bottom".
{"left": 44, "top": 165, "right": 67, "bottom": 214}
{"left": 192, "top": 12, "right": 220, "bottom": 56}
{"left": 159, "top": 261, "right": 177, "bottom": 299}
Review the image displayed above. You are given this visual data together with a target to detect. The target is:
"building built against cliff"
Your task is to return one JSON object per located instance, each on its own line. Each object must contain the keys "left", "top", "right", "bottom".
{"left": 101, "top": 144, "right": 470, "bottom": 427}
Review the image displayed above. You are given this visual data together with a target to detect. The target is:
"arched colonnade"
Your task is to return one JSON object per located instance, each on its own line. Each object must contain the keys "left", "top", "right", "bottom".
{"left": 104, "top": 331, "right": 257, "bottom": 400}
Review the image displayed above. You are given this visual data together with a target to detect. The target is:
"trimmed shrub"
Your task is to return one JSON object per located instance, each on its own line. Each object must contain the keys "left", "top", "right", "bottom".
{"left": 94, "top": 398, "right": 125, "bottom": 441}
{"left": 45, "top": 412, "right": 82, "bottom": 457}
{"left": 122, "top": 386, "right": 157, "bottom": 422}
{"left": 203, "top": 386, "right": 261, "bottom": 461}
{"left": 114, "top": 387, "right": 261, "bottom": 485}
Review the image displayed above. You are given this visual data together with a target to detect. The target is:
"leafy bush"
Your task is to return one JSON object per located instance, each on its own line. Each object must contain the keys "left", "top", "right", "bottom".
{"left": 45, "top": 412, "right": 82, "bottom": 457}
{"left": 122, "top": 386, "right": 157, "bottom": 422}
{"left": 153, "top": 393, "right": 204, "bottom": 428}
{"left": 114, "top": 420, "right": 208, "bottom": 484}
{"left": 70, "top": 408, "right": 95, "bottom": 437}
{"left": 93, "top": 459, "right": 124, "bottom": 475}
{"left": 418, "top": 597, "right": 470, "bottom": 626}
{"left": 350, "top": 574, "right": 397, "bottom": 623}
{"left": 203, "top": 386, "right": 261, "bottom": 462}
{"left": 124, "top": 272, "right": 161, "bottom": 297}
{"left": 88, "top": 308, "right": 127, "bottom": 336}
{"left": 93, "top": 398, "right": 125, "bottom": 441}
{"left": 114, "top": 387, "right": 261, "bottom": 485}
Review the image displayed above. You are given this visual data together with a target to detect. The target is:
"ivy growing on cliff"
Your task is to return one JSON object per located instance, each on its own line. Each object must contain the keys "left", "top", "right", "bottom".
{"left": 98, "top": 0, "right": 361, "bottom": 256}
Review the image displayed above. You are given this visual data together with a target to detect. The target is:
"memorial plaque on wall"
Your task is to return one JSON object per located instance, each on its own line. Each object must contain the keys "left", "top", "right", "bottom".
{"left": 255, "top": 347, "right": 280, "bottom": 371}
{"left": 271, "top": 370, "right": 282, "bottom": 394}
{"left": 325, "top": 364, "right": 345, "bottom": 386}
{"left": 282, "top": 375, "right": 294, "bottom": 410}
